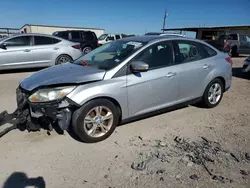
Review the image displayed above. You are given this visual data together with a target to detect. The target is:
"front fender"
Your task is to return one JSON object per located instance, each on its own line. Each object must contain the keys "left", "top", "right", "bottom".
{"left": 67, "top": 78, "right": 129, "bottom": 119}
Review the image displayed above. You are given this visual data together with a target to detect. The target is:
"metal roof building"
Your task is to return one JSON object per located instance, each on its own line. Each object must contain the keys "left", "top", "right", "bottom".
{"left": 20, "top": 24, "right": 105, "bottom": 37}
{"left": 162, "top": 25, "right": 250, "bottom": 40}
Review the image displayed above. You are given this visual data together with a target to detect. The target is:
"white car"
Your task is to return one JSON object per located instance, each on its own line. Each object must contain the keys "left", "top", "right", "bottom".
{"left": 98, "top": 34, "right": 122, "bottom": 46}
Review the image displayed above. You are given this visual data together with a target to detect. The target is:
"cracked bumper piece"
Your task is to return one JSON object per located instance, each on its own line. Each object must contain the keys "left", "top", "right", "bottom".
{"left": 16, "top": 87, "right": 77, "bottom": 132}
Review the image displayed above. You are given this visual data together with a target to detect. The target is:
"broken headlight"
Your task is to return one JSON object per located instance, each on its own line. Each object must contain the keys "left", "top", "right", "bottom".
{"left": 28, "top": 86, "right": 76, "bottom": 102}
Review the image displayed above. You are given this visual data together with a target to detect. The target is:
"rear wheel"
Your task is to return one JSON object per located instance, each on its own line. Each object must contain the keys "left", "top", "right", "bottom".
{"left": 201, "top": 78, "right": 224, "bottom": 108}
{"left": 82, "top": 46, "right": 92, "bottom": 55}
{"left": 55, "top": 55, "right": 72, "bottom": 65}
{"left": 72, "top": 99, "right": 119, "bottom": 143}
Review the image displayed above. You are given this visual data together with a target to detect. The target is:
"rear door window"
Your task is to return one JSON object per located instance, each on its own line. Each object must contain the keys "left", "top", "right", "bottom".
{"left": 200, "top": 44, "right": 217, "bottom": 58}
{"left": 71, "top": 31, "right": 81, "bottom": 41}
{"left": 173, "top": 40, "right": 203, "bottom": 64}
{"left": 115, "top": 35, "right": 121, "bottom": 40}
{"left": 5, "top": 36, "right": 30, "bottom": 47}
{"left": 230, "top": 34, "right": 238, "bottom": 40}
{"left": 34, "top": 36, "right": 60, "bottom": 45}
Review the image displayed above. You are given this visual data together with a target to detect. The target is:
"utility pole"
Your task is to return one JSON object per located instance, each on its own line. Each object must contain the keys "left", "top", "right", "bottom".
{"left": 162, "top": 9, "right": 168, "bottom": 33}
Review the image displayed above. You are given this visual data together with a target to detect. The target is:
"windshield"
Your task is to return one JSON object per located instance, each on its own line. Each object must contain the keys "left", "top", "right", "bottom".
{"left": 98, "top": 34, "right": 108, "bottom": 40}
{"left": 73, "top": 40, "right": 146, "bottom": 70}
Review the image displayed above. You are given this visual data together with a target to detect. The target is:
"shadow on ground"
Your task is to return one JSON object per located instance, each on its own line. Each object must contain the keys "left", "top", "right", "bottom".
{"left": 2, "top": 172, "right": 46, "bottom": 188}
{"left": 232, "top": 67, "right": 250, "bottom": 80}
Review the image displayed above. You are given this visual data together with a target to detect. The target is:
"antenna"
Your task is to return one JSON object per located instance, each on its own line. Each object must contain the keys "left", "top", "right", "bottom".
{"left": 162, "top": 9, "right": 168, "bottom": 33}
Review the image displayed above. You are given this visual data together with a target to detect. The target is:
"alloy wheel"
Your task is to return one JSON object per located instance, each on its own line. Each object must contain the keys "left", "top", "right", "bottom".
{"left": 208, "top": 83, "right": 222, "bottom": 105}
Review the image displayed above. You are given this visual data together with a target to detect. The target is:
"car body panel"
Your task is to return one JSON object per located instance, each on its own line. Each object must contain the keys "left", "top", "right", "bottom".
{"left": 20, "top": 63, "right": 105, "bottom": 91}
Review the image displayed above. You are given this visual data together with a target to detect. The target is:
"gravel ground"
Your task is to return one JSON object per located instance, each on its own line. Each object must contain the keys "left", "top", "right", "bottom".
{"left": 0, "top": 57, "right": 249, "bottom": 188}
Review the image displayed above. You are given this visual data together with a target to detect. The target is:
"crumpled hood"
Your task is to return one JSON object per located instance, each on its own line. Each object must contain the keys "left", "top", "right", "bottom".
{"left": 20, "top": 63, "right": 106, "bottom": 91}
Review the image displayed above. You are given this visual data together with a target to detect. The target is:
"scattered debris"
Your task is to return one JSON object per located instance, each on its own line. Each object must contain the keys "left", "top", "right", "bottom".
{"left": 83, "top": 180, "right": 88, "bottom": 183}
{"left": 115, "top": 155, "right": 118, "bottom": 159}
{"left": 104, "top": 174, "right": 108, "bottom": 178}
{"left": 156, "top": 169, "right": 165, "bottom": 174}
{"left": 138, "top": 136, "right": 143, "bottom": 141}
{"left": 212, "top": 175, "right": 225, "bottom": 183}
{"left": 240, "top": 170, "right": 248, "bottom": 176}
{"left": 47, "top": 131, "right": 51, "bottom": 136}
{"left": 131, "top": 161, "right": 147, "bottom": 171}
{"left": 230, "top": 153, "right": 240, "bottom": 162}
{"left": 160, "top": 177, "right": 164, "bottom": 181}
{"left": 190, "top": 174, "right": 199, "bottom": 180}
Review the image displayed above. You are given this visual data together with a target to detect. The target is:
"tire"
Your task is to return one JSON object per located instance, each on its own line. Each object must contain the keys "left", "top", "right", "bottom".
{"left": 201, "top": 78, "right": 224, "bottom": 108}
{"left": 72, "top": 99, "right": 119, "bottom": 143}
{"left": 230, "top": 46, "right": 239, "bottom": 57}
{"left": 55, "top": 55, "right": 72, "bottom": 65}
{"left": 82, "top": 46, "right": 92, "bottom": 55}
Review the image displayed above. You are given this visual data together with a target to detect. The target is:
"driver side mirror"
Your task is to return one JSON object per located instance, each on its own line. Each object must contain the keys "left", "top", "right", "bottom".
{"left": 130, "top": 61, "right": 149, "bottom": 73}
{"left": 0, "top": 43, "right": 7, "bottom": 50}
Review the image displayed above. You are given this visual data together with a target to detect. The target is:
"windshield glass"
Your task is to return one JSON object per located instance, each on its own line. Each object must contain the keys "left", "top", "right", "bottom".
{"left": 73, "top": 40, "right": 146, "bottom": 70}
{"left": 98, "top": 34, "right": 108, "bottom": 40}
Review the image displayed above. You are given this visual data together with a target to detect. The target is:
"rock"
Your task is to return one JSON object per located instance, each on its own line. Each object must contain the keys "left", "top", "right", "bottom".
{"left": 240, "top": 170, "right": 248, "bottom": 176}
{"left": 187, "top": 162, "right": 194, "bottom": 167}
{"left": 176, "top": 174, "right": 181, "bottom": 180}
{"left": 160, "top": 177, "right": 164, "bottom": 181}
{"left": 138, "top": 136, "right": 143, "bottom": 141}
{"left": 212, "top": 175, "right": 225, "bottom": 183}
{"left": 159, "top": 141, "right": 168, "bottom": 147}
{"left": 104, "top": 174, "right": 108, "bottom": 178}
{"left": 245, "top": 153, "right": 250, "bottom": 161}
{"left": 156, "top": 169, "right": 165, "bottom": 174}
{"left": 131, "top": 162, "right": 146, "bottom": 171}
{"left": 115, "top": 155, "right": 118, "bottom": 159}
{"left": 182, "top": 156, "right": 190, "bottom": 162}
{"left": 190, "top": 174, "right": 199, "bottom": 180}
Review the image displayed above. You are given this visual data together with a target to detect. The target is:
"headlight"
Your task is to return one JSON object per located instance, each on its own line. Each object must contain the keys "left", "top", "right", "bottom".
{"left": 29, "top": 86, "right": 76, "bottom": 102}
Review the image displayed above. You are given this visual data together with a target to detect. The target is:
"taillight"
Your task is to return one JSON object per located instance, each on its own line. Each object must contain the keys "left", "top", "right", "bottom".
{"left": 72, "top": 45, "right": 81, "bottom": 49}
{"left": 223, "top": 40, "right": 227, "bottom": 48}
{"left": 225, "top": 57, "right": 233, "bottom": 66}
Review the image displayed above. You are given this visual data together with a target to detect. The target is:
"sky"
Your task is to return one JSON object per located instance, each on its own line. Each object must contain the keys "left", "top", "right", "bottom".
{"left": 0, "top": 0, "right": 249, "bottom": 36}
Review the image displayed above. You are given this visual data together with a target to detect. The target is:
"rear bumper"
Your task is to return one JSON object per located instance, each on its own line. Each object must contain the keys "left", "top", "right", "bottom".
{"left": 242, "top": 61, "right": 250, "bottom": 73}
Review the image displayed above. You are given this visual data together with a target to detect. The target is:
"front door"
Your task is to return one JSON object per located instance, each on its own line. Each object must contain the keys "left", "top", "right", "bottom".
{"left": 127, "top": 41, "right": 179, "bottom": 117}
{"left": 0, "top": 36, "right": 33, "bottom": 68}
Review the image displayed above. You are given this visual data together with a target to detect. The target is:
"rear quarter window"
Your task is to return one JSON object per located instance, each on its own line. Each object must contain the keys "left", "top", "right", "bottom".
{"left": 200, "top": 44, "right": 217, "bottom": 58}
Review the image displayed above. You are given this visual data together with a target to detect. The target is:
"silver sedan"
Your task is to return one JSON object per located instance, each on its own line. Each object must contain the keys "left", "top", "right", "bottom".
{"left": 0, "top": 33, "right": 82, "bottom": 70}
{"left": 3, "top": 35, "right": 232, "bottom": 143}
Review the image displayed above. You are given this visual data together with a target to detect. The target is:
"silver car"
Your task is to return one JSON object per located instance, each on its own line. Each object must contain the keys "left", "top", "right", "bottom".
{"left": 0, "top": 33, "right": 82, "bottom": 70}
{"left": 7, "top": 35, "right": 232, "bottom": 142}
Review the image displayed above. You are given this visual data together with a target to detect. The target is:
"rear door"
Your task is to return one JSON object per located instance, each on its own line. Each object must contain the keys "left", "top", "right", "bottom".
{"left": 0, "top": 36, "right": 33, "bottom": 68}
{"left": 127, "top": 41, "right": 179, "bottom": 117}
{"left": 31, "top": 36, "right": 61, "bottom": 66}
{"left": 239, "top": 34, "right": 249, "bottom": 53}
{"left": 172, "top": 40, "right": 217, "bottom": 102}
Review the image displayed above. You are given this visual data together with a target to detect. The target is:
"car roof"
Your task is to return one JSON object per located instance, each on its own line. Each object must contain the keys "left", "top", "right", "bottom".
{"left": 119, "top": 35, "right": 192, "bottom": 43}
{"left": 2, "top": 33, "right": 69, "bottom": 41}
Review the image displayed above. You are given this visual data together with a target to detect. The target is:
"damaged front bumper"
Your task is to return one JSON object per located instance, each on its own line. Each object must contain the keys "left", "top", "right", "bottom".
{"left": 0, "top": 86, "right": 79, "bottom": 135}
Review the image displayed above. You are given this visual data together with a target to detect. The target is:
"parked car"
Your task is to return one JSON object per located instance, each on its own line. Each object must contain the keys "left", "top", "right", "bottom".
{"left": 206, "top": 33, "right": 250, "bottom": 56}
{"left": 98, "top": 34, "right": 122, "bottom": 46}
{"left": 0, "top": 33, "right": 82, "bottom": 70}
{"left": 145, "top": 32, "right": 186, "bottom": 37}
{"left": 242, "top": 56, "right": 250, "bottom": 73}
{"left": 53, "top": 30, "right": 98, "bottom": 54}
{"left": 13, "top": 35, "right": 232, "bottom": 142}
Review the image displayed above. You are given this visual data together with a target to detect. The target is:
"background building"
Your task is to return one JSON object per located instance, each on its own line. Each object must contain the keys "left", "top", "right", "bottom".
{"left": 20, "top": 24, "right": 105, "bottom": 37}
{"left": 163, "top": 25, "right": 250, "bottom": 40}
{"left": 0, "top": 28, "right": 20, "bottom": 38}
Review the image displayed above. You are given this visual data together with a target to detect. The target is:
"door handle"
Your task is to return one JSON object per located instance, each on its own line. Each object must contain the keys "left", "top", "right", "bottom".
{"left": 203, "top": 64, "right": 211, "bottom": 69}
{"left": 166, "top": 72, "right": 176, "bottom": 78}
{"left": 23, "top": 49, "right": 31, "bottom": 52}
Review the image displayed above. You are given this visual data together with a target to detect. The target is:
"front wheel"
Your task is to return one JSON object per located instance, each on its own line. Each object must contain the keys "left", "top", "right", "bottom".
{"left": 201, "top": 79, "right": 224, "bottom": 108}
{"left": 72, "top": 99, "right": 119, "bottom": 143}
{"left": 55, "top": 55, "right": 72, "bottom": 65}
